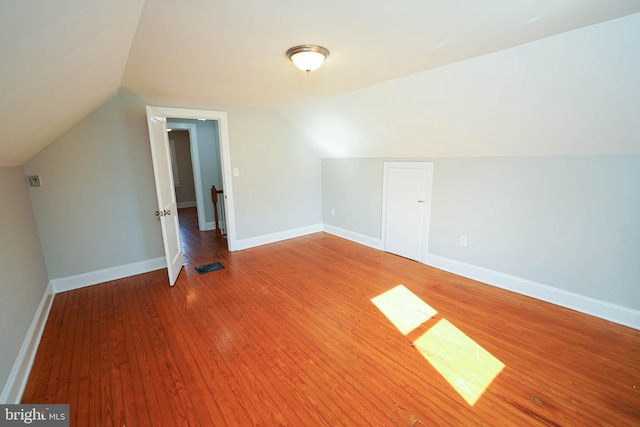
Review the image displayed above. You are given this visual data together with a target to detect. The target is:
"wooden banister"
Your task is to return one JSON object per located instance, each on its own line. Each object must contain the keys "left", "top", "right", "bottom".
{"left": 211, "top": 185, "right": 225, "bottom": 235}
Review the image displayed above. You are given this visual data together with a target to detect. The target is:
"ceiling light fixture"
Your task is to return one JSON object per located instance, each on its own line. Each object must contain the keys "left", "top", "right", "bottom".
{"left": 286, "top": 45, "right": 329, "bottom": 73}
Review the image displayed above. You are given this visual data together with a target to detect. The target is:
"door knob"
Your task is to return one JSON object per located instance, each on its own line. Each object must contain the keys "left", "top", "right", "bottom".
{"left": 155, "top": 210, "right": 162, "bottom": 217}
{"left": 164, "top": 209, "right": 171, "bottom": 216}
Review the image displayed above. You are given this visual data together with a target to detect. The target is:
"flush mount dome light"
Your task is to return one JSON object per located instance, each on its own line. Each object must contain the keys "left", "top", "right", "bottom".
{"left": 286, "top": 45, "right": 329, "bottom": 73}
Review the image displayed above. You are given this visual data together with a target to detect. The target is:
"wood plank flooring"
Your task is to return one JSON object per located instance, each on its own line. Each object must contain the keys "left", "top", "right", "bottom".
{"left": 22, "top": 208, "right": 640, "bottom": 425}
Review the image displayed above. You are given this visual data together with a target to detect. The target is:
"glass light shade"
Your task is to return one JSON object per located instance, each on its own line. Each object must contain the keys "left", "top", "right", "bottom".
{"left": 291, "top": 51, "right": 325, "bottom": 72}
{"left": 286, "top": 45, "right": 329, "bottom": 73}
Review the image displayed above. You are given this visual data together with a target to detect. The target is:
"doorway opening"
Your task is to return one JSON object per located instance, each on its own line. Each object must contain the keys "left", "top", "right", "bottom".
{"left": 166, "top": 121, "right": 221, "bottom": 219}
{"left": 146, "top": 106, "right": 236, "bottom": 286}
{"left": 165, "top": 120, "right": 225, "bottom": 262}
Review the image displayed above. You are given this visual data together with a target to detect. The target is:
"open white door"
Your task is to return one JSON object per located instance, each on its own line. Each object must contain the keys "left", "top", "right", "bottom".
{"left": 143, "top": 105, "right": 237, "bottom": 251}
{"left": 146, "top": 106, "right": 184, "bottom": 286}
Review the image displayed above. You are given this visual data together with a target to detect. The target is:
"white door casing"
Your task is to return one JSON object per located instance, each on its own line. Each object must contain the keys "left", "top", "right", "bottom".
{"left": 146, "top": 107, "right": 184, "bottom": 286}
{"left": 145, "top": 106, "right": 236, "bottom": 249}
{"left": 145, "top": 105, "right": 237, "bottom": 285}
{"left": 381, "top": 162, "right": 434, "bottom": 263}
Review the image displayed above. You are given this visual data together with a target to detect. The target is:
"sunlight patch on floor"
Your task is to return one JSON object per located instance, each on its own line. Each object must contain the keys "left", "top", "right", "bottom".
{"left": 371, "top": 285, "right": 505, "bottom": 406}
{"left": 370, "top": 285, "right": 438, "bottom": 335}
{"left": 413, "top": 318, "right": 505, "bottom": 406}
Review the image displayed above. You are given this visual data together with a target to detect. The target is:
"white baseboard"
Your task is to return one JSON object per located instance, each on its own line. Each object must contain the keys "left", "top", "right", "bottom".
{"left": 205, "top": 221, "right": 226, "bottom": 232}
{"left": 322, "top": 224, "right": 383, "bottom": 250}
{"left": 321, "top": 226, "right": 639, "bottom": 330}
{"left": 235, "top": 224, "right": 323, "bottom": 250}
{"left": 50, "top": 257, "right": 167, "bottom": 293}
{"left": 2, "top": 257, "right": 167, "bottom": 403}
{"left": 177, "top": 201, "right": 197, "bottom": 209}
{"left": 424, "top": 253, "right": 640, "bottom": 330}
{"left": 1, "top": 282, "right": 55, "bottom": 404}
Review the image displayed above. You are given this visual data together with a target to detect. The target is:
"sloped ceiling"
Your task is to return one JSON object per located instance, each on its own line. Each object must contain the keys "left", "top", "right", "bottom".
{"left": 2, "top": 0, "right": 639, "bottom": 166}
{"left": 0, "top": 0, "right": 145, "bottom": 167}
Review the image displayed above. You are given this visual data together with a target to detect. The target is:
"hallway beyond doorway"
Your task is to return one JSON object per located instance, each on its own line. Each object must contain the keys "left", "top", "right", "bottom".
{"left": 177, "top": 207, "right": 227, "bottom": 268}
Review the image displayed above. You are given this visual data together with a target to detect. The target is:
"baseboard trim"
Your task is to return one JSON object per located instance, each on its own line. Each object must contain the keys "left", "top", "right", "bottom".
{"left": 235, "top": 224, "right": 323, "bottom": 250}
{"left": 3, "top": 257, "right": 167, "bottom": 403}
{"left": 50, "top": 257, "right": 167, "bottom": 293}
{"left": 0, "top": 282, "right": 55, "bottom": 404}
{"left": 424, "top": 253, "right": 640, "bottom": 330}
{"left": 177, "top": 201, "right": 197, "bottom": 209}
{"left": 322, "top": 224, "right": 383, "bottom": 250}
{"left": 203, "top": 221, "right": 226, "bottom": 232}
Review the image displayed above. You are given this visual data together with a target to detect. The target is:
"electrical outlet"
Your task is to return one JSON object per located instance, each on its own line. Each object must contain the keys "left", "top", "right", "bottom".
{"left": 331, "top": 208, "right": 335, "bottom": 216}
{"left": 459, "top": 235, "right": 468, "bottom": 247}
{"left": 233, "top": 168, "right": 239, "bottom": 177}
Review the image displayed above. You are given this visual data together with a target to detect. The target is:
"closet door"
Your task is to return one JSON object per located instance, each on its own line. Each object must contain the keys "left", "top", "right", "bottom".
{"left": 382, "top": 162, "right": 433, "bottom": 262}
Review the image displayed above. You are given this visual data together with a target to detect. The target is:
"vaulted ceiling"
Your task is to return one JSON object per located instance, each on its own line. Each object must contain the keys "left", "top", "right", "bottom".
{"left": 2, "top": 0, "right": 639, "bottom": 166}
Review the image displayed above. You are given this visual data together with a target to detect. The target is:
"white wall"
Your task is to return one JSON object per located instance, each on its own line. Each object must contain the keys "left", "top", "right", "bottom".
{"left": 226, "top": 107, "right": 322, "bottom": 240}
{"left": 23, "top": 95, "right": 323, "bottom": 280}
{"left": 429, "top": 156, "right": 640, "bottom": 310}
{"left": 171, "top": 130, "right": 197, "bottom": 205}
{"left": 322, "top": 158, "right": 383, "bottom": 236}
{"left": 0, "top": 167, "right": 49, "bottom": 395}
{"left": 310, "top": 14, "right": 640, "bottom": 322}
{"left": 322, "top": 155, "right": 640, "bottom": 327}
{"left": 24, "top": 95, "right": 165, "bottom": 279}
{"left": 196, "top": 119, "right": 223, "bottom": 224}
{"left": 284, "top": 13, "right": 640, "bottom": 158}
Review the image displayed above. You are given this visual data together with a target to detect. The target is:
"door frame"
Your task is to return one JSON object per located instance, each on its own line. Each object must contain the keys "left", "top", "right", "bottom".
{"left": 380, "top": 161, "right": 434, "bottom": 263}
{"left": 146, "top": 106, "right": 238, "bottom": 251}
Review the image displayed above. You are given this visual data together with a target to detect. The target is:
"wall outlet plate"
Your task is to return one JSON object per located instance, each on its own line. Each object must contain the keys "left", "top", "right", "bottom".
{"left": 28, "top": 175, "right": 41, "bottom": 187}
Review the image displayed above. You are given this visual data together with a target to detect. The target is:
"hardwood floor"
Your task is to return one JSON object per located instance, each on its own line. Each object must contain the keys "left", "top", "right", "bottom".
{"left": 22, "top": 208, "right": 640, "bottom": 425}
